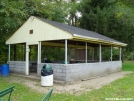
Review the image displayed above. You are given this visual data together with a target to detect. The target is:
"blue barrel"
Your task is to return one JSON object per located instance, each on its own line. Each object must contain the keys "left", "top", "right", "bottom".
{"left": 0, "top": 65, "right": 1, "bottom": 75}
{"left": 1, "top": 64, "right": 10, "bottom": 76}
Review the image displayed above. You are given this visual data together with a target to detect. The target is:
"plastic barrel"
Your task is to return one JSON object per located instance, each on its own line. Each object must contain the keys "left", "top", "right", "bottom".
{"left": 41, "top": 64, "right": 53, "bottom": 86}
{"left": 1, "top": 64, "right": 10, "bottom": 76}
{"left": 0, "top": 65, "right": 1, "bottom": 76}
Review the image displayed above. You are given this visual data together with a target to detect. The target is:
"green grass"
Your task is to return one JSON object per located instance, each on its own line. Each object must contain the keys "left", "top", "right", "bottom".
{"left": 122, "top": 61, "right": 134, "bottom": 71}
{"left": 0, "top": 78, "right": 44, "bottom": 101}
{"left": 0, "top": 61, "right": 134, "bottom": 101}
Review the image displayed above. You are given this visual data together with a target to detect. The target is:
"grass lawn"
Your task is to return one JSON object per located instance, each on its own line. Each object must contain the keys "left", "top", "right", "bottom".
{"left": 0, "top": 61, "right": 134, "bottom": 101}
{"left": 122, "top": 61, "right": 134, "bottom": 71}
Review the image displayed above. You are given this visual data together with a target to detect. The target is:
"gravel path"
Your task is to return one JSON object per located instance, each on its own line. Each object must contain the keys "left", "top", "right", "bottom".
{"left": 9, "top": 71, "right": 132, "bottom": 95}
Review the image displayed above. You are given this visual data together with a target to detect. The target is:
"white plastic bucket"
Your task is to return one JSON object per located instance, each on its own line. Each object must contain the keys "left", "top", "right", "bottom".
{"left": 41, "top": 74, "right": 53, "bottom": 86}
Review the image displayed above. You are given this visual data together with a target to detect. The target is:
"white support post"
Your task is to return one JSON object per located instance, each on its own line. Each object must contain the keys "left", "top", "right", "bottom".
{"left": 38, "top": 41, "right": 41, "bottom": 63}
{"left": 99, "top": 44, "right": 102, "bottom": 63}
{"left": 8, "top": 44, "right": 10, "bottom": 61}
{"left": 38, "top": 42, "right": 39, "bottom": 64}
{"left": 65, "top": 39, "right": 68, "bottom": 64}
{"left": 38, "top": 42, "right": 41, "bottom": 64}
{"left": 119, "top": 47, "right": 122, "bottom": 61}
{"left": 25, "top": 45, "right": 29, "bottom": 75}
{"left": 85, "top": 42, "right": 87, "bottom": 63}
{"left": 111, "top": 46, "right": 112, "bottom": 61}
{"left": 39, "top": 41, "right": 42, "bottom": 63}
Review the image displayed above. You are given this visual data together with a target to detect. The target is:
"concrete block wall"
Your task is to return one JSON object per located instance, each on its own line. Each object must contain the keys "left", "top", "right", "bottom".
{"left": 7, "top": 61, "right": 26, "bottom": 74}
{"left": 37, "top": 63, "right": 66, "bottom": 81}
{"left": 65, "top": 61, "right": 122, "bottom": 82}
{"left": 8, "top": 61, "right": 122, "bottom": 83}
{"left": 37, "top": 61, "right": 122, "bottom": 83}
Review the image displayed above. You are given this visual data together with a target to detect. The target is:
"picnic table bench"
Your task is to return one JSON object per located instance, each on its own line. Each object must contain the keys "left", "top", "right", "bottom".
{"left": 41, "top": 88, "right": 53, "bottom": 101}
{"left": 0, "top": 86, "right": 53, "bottom": 101}
{"left": 0, "top": 86, "right": 15, "bottom": 101}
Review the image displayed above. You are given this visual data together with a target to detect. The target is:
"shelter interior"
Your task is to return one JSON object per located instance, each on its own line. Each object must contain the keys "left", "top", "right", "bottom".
{"left": 9, "top": 39, "right": 120, "bottom": 73}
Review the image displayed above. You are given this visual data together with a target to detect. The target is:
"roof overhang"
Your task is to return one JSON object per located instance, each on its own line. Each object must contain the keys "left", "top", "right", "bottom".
{"left": 73, "top": 34, "right": 127, "bottom": 47}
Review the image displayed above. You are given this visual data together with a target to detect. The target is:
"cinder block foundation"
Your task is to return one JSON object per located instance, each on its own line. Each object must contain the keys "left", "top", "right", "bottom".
{"left": 8, "top": 61, "right": 122, "bottom": 84}
{"left": 37, "top": 61, "right": 122, "bottom": 83}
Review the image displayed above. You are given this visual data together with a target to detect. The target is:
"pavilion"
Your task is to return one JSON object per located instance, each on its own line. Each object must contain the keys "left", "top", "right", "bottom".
{"left": 6, "top": 16, "right": 127, "bottom": 83}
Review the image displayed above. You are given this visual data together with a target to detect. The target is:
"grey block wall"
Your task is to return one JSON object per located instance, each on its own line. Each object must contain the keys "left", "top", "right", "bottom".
{"left": 65, "top": 61, "right": 122, "bottom": 82}
{"left": 37, "top": 61, "right": 122, "bottom": 83}
{"left": 7, "top": 61, "right": 26, "bottom": 74}
{"left": 7, "top": 61, "right": 122, "bottom": 83}
{"left": 37, "top": 63, "right": 66, "bottom": 81}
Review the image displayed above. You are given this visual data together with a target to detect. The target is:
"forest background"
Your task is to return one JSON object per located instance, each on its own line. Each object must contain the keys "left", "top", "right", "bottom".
{"left": 0, "top": 0, "right": 134, "bottom": 63}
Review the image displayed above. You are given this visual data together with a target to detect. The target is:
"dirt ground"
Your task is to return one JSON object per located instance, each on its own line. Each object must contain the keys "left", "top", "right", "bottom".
{"left": 9, "top": 71, "right": 131, "bottom": 95}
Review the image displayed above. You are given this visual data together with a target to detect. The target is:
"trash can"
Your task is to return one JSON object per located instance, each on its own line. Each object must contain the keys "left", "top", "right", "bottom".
{"left": 1, "top": 64, "right": 10, "bottom": 76}
{"left": 41, "top": 64, "right": 53, "bottom": 86}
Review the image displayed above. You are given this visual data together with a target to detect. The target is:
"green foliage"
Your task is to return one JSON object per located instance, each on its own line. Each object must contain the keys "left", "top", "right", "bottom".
{"left": 66, "top": 0, "right": 80, "bottom": 26}
{"left": 0, "top": 0, "right": 26, "bottom": 63}
{"left": 0, "top": 0, "right": 134, "bottom": 62}
{"left": 124, "top": 51, "right": 133, "bottom": 61}
{"left": 39, "top": 0, "right": 68, "bottom": 22}
{"left": 78, "top": 0, "right": 134, "bottom": 52}
{"left": 42, "top": 46, "right": 65, "bottom": 61}
{"left": 122, "top": 61, "right": 134, "bottom": 71}
{"left": 29, "top": 46, "right": 38, "bottom": 61}
{"left": 0, "top": 0, "right": 68, "bottom": 63}
{"left": 102, "top": 48, "right": 111, "bottom": 61}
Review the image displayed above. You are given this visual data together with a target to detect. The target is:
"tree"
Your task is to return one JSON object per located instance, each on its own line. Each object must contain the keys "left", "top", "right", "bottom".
{"left": 39, "top": 0, "right": 68, "bottom": 22}
{"left": 78, "top": 0, "right": 134, "bottom": 51}
{"left": 0, "top": 0, "right": 26, "bottom": 63}
{"left": 0, "top": 0, "right": 68, "bottom": 63}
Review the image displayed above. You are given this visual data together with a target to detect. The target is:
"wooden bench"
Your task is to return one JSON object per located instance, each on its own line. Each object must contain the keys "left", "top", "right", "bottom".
{"left": 0, "top": 86, "right": 15, "bottom": 101}
{"left": 41, "top": 88, "right": 53, "bottom": 101}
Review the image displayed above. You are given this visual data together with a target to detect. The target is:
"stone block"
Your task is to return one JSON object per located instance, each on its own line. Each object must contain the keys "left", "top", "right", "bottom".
{"left": 56, "top": 69, "right": 63, "bottom": 73}
{"left": 54, "top": 72, "right": 65, "bottom": 77}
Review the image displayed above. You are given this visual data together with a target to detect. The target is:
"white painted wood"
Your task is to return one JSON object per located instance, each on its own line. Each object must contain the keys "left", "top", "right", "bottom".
{"left": 65, "top": 39, "right": 68, "bottom": 64}
{"left": 6, "top": 16, "right": 73, "bottom": 44}
{"left": 25, "top": 45, "right": 29, "bottom": 75}
{"left": 99, "top": 44, "right": 102, "bottom": 63}
{"left": 27, "top": 41, "right": 38, "bottom": 45}
{"left": 85, "top": 42, "right": 87, "bottom": 63}
{"left": 111, "top": 46, "right": 112, "bottom": 61}
{"left": 38, "top": 43, "right": 39, "bottom": 64}
{"left": 38, "top": 42, "right": 41, "bottom": 63}
{"left": 40, "top": 41, "right": 41, "bottom": 63}
{"left": 8, "top": 44, "right": 10, "bottom": 61}
{"left": 119, "top": 47, "right": 122, "bottom": 61}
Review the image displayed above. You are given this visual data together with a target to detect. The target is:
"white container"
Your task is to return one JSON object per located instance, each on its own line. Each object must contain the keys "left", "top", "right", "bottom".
{"left": 41, "top": 74, "right": 53, "bottom": 86}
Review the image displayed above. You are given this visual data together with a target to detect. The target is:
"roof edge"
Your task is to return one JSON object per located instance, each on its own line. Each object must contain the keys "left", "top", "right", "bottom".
{"left": 73, "top": 34, "right": 127, "bottom": 47}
